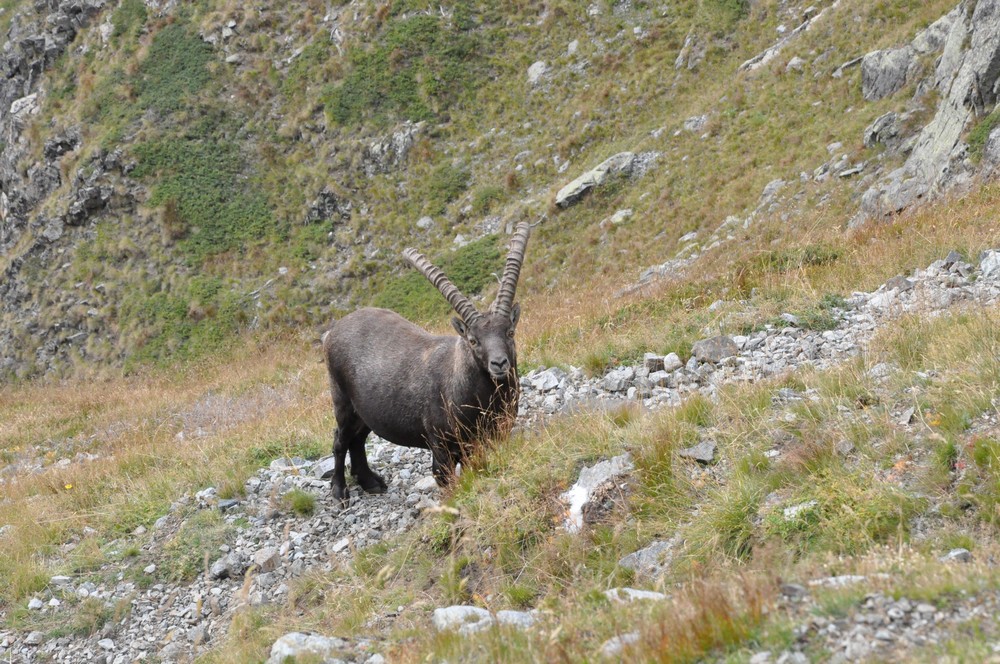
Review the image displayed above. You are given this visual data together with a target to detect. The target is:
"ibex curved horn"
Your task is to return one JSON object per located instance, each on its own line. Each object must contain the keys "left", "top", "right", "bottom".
{"left": 491, "top": 221, "right": 533, "bottom": 318}
{"left": 403, "top": 248, "right": 482, "bottom": 324}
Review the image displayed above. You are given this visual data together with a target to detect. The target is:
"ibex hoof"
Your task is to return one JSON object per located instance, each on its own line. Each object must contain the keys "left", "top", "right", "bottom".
{"left": 358, "top": 472, "right": 388, "bottom": 494}
{"left": 332, "top": 484, "right": 350, "bottom": 508}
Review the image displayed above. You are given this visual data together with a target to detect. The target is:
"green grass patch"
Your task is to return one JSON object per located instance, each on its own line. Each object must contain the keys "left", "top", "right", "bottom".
{"left": 372, "top": 234, "right": 502, "bottom": 321}
{"left": 131, "top": 136, "right": 274, "bottom": 262}
{"left": 324, "top": 14, "right": 483, "bottom": 126}
{"left": 160, "top": 509, "right": 234, "bottom": 583}
{"left": 135, "top": 23, "right": 214, "bottom": 114}
{"left": 111, "top": 0, "right": 148, "bottom": 47}
{"left": 119, "top": 276, "right": 250, "bottom": 371}
{"left": 968, "top": 107, "right": 1000, "bottom": 163}
{"left": 283, "top": 489, "right": 317, "bottom": 517}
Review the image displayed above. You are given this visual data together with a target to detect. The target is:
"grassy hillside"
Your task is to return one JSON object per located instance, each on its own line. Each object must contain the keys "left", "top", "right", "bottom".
{"left": 0, "top": 0, "right": 962, "bottom": 377}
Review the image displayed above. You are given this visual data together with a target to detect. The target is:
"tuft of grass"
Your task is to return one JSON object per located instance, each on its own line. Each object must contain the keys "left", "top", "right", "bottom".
{"left": 160, "top": 509, "right": 234, "bottom": 583}
{"left": 968, "top": 107, "right": 1000, "bottom": 163}
{"left": 283, "top": 489, "right": 317, "bottom": 517}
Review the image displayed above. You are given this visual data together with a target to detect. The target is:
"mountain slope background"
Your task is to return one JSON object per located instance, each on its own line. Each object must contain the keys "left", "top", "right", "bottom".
{"left": 3, "top": 0, "right": 1000, "bottom": 661}
{"left": 0, "top": 0, "right": 991, "bottom": 378}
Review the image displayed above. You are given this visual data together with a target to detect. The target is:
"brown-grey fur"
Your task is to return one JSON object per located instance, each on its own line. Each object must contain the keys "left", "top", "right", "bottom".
{"left": 321, "top": 223, "right": 531, "bottom": 506}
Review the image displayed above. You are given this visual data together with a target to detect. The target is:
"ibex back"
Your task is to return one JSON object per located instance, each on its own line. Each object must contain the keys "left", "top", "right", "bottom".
{"left": 322, "top": 223, "right": 532, "bottom": 506}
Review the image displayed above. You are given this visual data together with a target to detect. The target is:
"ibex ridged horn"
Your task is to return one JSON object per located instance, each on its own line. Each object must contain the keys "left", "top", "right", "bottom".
{"left": 403, "top": 248, "right": 482, "bottom": 324}
{"left": 491, "top": 222, "right": 532, "bottom": 318}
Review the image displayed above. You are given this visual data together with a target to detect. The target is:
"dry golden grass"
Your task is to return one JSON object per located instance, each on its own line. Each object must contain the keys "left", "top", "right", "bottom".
{"left": 0, "top": 336, "right": 330, "bottom": 604}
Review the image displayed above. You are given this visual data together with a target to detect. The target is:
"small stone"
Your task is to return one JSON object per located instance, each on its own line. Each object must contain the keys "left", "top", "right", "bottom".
{"left": 898, "top": 407, "right": 915, "bottom": 425}
{"left": 527, "top": 60, "right": 548, "bottom": 85}
{"left": 414, "top": 476, "right": 438, "bottom": 492}
{"left": 780, "top": 583, "right": 808, "bottom": 599}
{"left": 943, "top": 250, "right": 963, "bottom": 267}
{"left": 270, "top": 457, "right": 311, "bottom": 472}
{"left": 28, "top": 598, "right": 43, "bottom": 610}
{"left": 783, "top": 500, "right": 818, "bottom": 520}
{"left": 643, "top": 353, "right": 664, "bottom": 372}
{"left": 144, "top": 564, "right": 157, "bottom": 574}
{"left": 267, "top": 633, "right": 348, "bottom": 664}
{"left": 980, "top": 250, "right": 1000, "bottom": 278}
{"left": 662, "top": 353, "right": 683, "bottom": 372}
{"left": 835, "top": 440, "right": 855, "bottom": 456}
{"left": 218, "top": 498, "right": 240, "bottom": 512}
{"left": 432, "top": 605, "right": 494, "bottom": 634}
{"left": 885, "top": 275, "right": 914, "bottom": 291}
{"left": 599, "top": 632, "right": 640, "bottom": 657}
{"left": 691, "top": 336, "right": 739, "bottom": 363}
{"left": 24, "top": 631, "right": 45, "bottom": 646}
{"left": 678, "top": 441, "right": 716, "bottom": 464}
{"left": 939, "top": 548, "right": 972, "bottom": 563}
{"left": 98, "top": 638, "right": 115, "bottom": 650}
{"left": 254, "top": 547, "right": 280, "bottom": 573}
{"left": 50, "top": 575, "right": 72, "bottom": 586}
{"left": 313, "top": 456, "right": 337, "bottom": 480}
{"left": 495, "top": 610, "right": 536, "bottom": 629}
{"left": 604, "top": 587, "right": 667, "bottom": 603}
{"left": 618, "top": 540, "right": 674, "bottom": 579}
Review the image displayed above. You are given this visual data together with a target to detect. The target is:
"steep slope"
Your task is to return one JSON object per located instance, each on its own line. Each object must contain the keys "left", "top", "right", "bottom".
{"left": 1, "top": 0, "right": 998, "bottom": 381}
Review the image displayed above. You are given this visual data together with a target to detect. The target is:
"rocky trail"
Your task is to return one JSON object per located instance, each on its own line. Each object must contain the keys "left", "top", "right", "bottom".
{"left": 4, "top": 248, "right": 1000, "bottom": 662}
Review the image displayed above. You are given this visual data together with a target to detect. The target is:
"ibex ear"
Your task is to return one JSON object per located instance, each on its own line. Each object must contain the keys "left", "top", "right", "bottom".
{"left": 510, "top": 302, "right": 521, "bottom": 328}
{"left": 451, "top": 317, "right": 468, "bottom": 337}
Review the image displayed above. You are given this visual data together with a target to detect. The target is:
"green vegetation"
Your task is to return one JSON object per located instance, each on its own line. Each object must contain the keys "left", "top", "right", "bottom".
{"left": 118, "top": 276, "right": 250, "bottom": 371}
{"left": 324, "top": 14, "right": 483, "bottom": 126}
{"left": 161, "top": 509, "right": 234, "bottom": 582}
{"left": 131, "top": 137, "right": 273, "bottom": 262}
{"left": 968, "top": 107, "right": 1000, "bottom": 163}
{"left": 134, "top": 23, "right": 214, "bottom": 114}
{"left": 284, "top": 489, "right": 317, "bottom": 516}
{"left": 110, "top": 0, "right": 147, "bottom": 46}
{"left": 373, "top": 234, "right": 502, "bottom": 320}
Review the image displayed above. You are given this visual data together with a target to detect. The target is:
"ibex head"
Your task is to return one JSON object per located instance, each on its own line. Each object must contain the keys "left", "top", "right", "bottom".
{"left": 403, "top": 222, "right": 531, "bottom": 381}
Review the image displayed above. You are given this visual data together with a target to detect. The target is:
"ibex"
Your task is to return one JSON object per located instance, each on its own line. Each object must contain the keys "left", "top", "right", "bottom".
{"left": 321, "top": 222, "right": 532, "bottom": 506}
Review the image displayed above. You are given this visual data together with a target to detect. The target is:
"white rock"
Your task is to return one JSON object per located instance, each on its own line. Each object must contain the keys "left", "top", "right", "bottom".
{"left": 253, "top": 547, "right": 280, "bottom": 573}
{"left": 432, "top": 605, "right": 494, "bottom": 634}
{"left": 604, "top": 587, "right": 667, "bottom": 603}
{"left": 495, "top": 610, "right": 536, "bottom": 629}
{"left": 414, "top": 476, "right": 438, "bottom": 492}
{"left": 600, "top": 631, "right": 640, "bottom": 657}
{"left": 981, "top": 250, "right": 1000, "bottom": 279}
{"left": 267, "top": 633, "right": 347, "bottom": 664}
{"left": 560, "top": 454, "right": 634, "bottom": 533}
{"left": 527, "top": 61, "right": 548, "bottom": 85}
{"left": 98, "top": 639, "right": 115, "bottom": 650}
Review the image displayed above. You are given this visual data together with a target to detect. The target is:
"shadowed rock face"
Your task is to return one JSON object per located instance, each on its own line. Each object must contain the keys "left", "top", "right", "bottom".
{"left": 858, "top": 0, "right": 1000, "bottom": 224}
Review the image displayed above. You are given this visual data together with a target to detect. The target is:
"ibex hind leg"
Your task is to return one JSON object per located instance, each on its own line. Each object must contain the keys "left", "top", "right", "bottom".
{"left": 348, "top": 434, "right": 387, "bottom": 494}
{"left": 330, "top": 396, "right": 370, "bottom": 507}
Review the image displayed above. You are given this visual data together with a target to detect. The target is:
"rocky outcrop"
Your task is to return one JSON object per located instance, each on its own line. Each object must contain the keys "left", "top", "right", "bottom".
{"left": 858, "top": 0, "right": 1000, "bottom": 222}
{"left": 860, "top": 6, "right": 960, "bottom": 101}
{"left": 362, "top": 121, "right": 423, "bottom": 176}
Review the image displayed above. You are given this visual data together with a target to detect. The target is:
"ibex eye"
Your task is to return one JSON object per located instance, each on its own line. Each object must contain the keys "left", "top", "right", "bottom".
{"left": 469, "top": 338, "right": 477, "bottom": 346}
